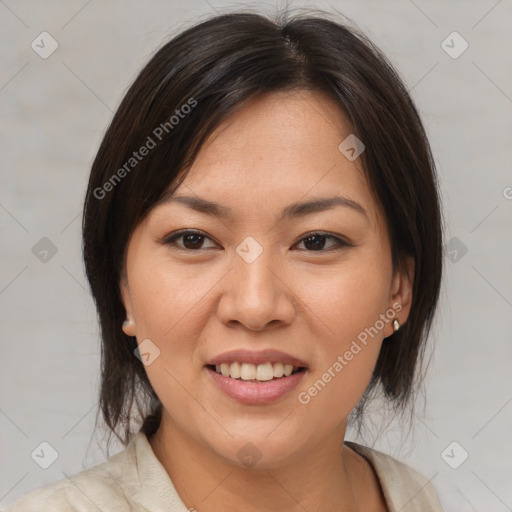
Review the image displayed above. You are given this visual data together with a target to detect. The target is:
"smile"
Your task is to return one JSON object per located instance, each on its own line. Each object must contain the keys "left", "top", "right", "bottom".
{"left": 210, "top": 362, "right": 305, "bottom": 381}
{"left": 215, "top": 361, "right": 301, "bottom": 382}
{"left": 205, "top": 365, "right": 307, "bottom": 405}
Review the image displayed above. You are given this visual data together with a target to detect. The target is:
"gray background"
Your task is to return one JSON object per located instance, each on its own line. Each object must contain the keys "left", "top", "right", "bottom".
{"left": 1, "top": 0, "right": 511, "bottom": 510}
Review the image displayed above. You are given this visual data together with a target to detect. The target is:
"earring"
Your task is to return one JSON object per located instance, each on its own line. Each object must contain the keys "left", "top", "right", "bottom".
{"left": 392, "top": 319, "right": 400, "bottom": 332}
{"left": 122, "top": 319, "right": 135, "bottom": 335}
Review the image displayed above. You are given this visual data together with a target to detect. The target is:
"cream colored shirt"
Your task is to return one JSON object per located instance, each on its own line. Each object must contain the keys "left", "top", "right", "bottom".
{"left": 6, "top": 430, "right": 444, "bottom": 511}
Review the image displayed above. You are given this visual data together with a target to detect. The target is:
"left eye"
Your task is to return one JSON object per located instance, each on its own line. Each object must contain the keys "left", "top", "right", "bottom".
{"left": 161, "top": 230, "right": 349, "bottom": 252}
{"left": 294, "top": 233, "right": 348, "bottom": 251}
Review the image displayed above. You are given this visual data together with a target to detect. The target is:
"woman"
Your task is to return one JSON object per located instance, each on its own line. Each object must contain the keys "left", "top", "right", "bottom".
{"left": 8, "top": 10, "right": 444, "bottom": 512}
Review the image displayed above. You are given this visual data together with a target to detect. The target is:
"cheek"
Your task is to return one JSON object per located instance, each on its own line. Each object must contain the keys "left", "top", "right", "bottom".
{"left": 126, "top": 254, "right": 230, "bottom": 400}
{"left": 293, "top": 255, "right": 391, "bottom": 410}
{"left": 129, "top": 256, "right": 209, "bottom": 335}
{"left": 299, "top": 254, "right": 391, "bottom": 340}
{"left": 127, "top": 261, "right": 207, "bottom": 407}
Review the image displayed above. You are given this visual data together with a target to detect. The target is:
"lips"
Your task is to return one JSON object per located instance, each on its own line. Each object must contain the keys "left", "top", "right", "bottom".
{"left": 204, "top": 349, "right": 308, "bottom": 404}
{"left": 205, "top": 365, "right": 307, "bottom": 405}
{"left": 205, "top": 349, "right": 308, "bottom": 368}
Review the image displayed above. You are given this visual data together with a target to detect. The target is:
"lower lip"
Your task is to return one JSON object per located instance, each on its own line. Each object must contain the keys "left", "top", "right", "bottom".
{"left": 206, "top": 366, "right": 307, "bottom": 405}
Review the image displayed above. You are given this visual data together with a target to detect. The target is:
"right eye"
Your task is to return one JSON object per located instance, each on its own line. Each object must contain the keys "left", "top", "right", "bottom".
{"left": 161, "top": 229, "right": 220, "bottom": 251}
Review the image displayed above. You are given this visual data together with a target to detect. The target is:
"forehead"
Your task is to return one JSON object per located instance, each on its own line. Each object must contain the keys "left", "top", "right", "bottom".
{"left": 161, "top": 90, "right": 383, "bottom": 230}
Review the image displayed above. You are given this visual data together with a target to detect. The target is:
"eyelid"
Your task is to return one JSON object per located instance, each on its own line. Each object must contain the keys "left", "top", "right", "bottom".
{"left": 294, "top": 231, "right": 352, "bottom": 251}
{"left": 159, "top": 228, "right": 219, "bottom": 249}
{"left": 159, "top": 229, "right": 352, "bottom": 252}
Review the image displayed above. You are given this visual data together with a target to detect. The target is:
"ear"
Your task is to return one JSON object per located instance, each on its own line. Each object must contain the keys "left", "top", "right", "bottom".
{"left": 120, "top": 273, "right": 136, "bottom": 337}
{"left": 385, "top": 256, "right": 414, "bottom": 337}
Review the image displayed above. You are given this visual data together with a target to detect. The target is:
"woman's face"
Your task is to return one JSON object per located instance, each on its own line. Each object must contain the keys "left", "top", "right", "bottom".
{"left": 121, "top": 90, "right": 413, "bottom": 468}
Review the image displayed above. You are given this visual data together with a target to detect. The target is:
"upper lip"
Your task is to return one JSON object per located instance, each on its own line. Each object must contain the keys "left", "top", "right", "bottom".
{"left": 205, "top": 349, "right": 308, "bottom": 368}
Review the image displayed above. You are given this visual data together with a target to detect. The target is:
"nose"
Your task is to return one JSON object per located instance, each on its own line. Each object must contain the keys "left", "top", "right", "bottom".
{"left": 216, "top": 249, "right": 296, "bottom": 331}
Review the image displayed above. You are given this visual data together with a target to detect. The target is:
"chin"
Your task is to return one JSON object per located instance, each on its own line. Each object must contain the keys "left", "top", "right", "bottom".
{"left": 202, "top": 428, "right": 310, "bottom": 470}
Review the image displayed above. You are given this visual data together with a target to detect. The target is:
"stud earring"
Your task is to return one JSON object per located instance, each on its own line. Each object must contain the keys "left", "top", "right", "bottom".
{"left": 392, "top": 319, "right": 400, "bottom": 332}
{"left": 122, "top": 319, "right": 135, "bottom": 335}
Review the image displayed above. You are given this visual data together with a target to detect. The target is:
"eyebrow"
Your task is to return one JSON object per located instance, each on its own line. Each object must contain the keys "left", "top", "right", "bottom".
{"left": 161, "top": 194, "right": 368, "bottom": 222}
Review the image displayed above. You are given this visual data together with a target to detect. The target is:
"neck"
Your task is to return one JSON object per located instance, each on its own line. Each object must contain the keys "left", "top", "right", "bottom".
{"left": 149, "top": 413, "right": 368, "bottom": 512}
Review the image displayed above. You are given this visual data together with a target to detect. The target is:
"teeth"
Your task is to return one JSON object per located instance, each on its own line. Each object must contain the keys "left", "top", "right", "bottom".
{"left": 212, "top": 362, "right": 302, "bottom": 381}
{"left": 220, "top": 363, "right": 230, "bottom": 377}
{"left": 230, "top": 361, "right": 241, "bottom": 379}
{"left": 283, "top": 364, "right": 293, "bottom": 377}
{"left": 240, "top": 363, "right": 256, "bottom": 380}
{"left": 256, "top": 363, "right": 274, "bottom": 381}
{"left": 273, "top": 362, "right": 284, "bottom": 378}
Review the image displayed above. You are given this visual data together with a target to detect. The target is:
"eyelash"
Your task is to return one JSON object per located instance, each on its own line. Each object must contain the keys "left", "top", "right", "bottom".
{"left": 161, "top": 229, "right": 351, "bottom": 252}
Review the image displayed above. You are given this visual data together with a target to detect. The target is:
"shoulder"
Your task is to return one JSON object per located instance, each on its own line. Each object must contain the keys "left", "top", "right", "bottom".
{"left": 4, "top": 440, "right": 138, "bottom": 512}
{"left": 346, "top": 441, "right": 444, "bottom": 512}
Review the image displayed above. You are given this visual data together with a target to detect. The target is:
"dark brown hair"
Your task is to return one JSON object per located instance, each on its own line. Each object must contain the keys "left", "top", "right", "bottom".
{"left": 82, "top": 10, "right": 443, "bottom": 447}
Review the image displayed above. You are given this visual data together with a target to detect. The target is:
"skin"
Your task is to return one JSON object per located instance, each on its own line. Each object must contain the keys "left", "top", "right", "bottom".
{"left": 120, "top": 90, "right": 414, "bottom": 512}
